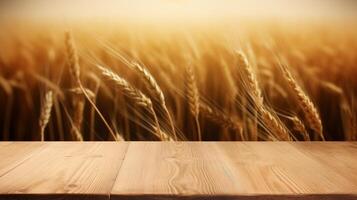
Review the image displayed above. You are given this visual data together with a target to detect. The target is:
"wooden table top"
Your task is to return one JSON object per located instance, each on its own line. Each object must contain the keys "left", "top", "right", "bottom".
{"left": 0, "top": 142, "right": 356, "bottom": 200}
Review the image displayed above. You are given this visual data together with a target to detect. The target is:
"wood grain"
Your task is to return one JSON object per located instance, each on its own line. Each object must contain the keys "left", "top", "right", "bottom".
{"left": 0, "top": 142, "right": 357, "bottom": 200}
{"left": 0, "top": 142, "right": 128, "bottom": 200}
{"left": 0, "top": 142, "right": 45, "bottom": 177}
{"left": 111, "top": 142, "right": 357, "bottom": 200}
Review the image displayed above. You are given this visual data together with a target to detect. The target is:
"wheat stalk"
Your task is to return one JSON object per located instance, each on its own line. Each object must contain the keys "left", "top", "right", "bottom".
{"left": 67, "top": 87, "right": 97, "bottom": 141}
{"left": 185, "top": 64, "right": 201, "bottom": 141}
{"left": 65, "top": 31, "right": 121, "bottom": 141}
{"left": 39, "top": 90, "right": 54, "bottom": 141}
{"left": 236, "top": 51, "right": 290, "bottom": 140}
{"left": 70, "top": 94, "right": 84, "bottom": 141}
{"left": 131, "top": 61, "right": 177, "bottom": 140}
{"left": 237, "top": 51, "right": 260, "bottom": 141}
{"left": 281, "top": 65, "right": 324, "bottom": 140}
{"left": 66, "top": 31, "right": 84, "bottom": 141}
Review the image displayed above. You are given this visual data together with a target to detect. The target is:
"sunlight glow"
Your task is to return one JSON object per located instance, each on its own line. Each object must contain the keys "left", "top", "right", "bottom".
{"left": 1, "top": 0, "right": 356, "bottom": 23}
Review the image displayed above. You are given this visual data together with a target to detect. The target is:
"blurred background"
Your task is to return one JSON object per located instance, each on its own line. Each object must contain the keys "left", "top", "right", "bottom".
{"left": 0, "top": 0, "right": 356, "bottom": 141}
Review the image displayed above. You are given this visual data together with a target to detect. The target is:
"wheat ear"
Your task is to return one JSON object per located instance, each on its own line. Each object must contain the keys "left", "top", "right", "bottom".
{"left": 236, "top": 51, "right": 290, "bottom": 140}
{"left": 96, "top": 64, "right": 171, "bottom": 141}
{"left": 260, "top": 108, "right": 290, "bottom": 140}
{"left": 236, "top": 51, "right": 264, "bottom": 106}
{"left": 65, "top": 31, "right": 121, "bottom": 141}
{"left": 291, "top": 116, "right": 310, "bottom": 141}
{"left": 65, "top": 32, "right": 80, "bottom": 81}
{"left": 39, "top": 90, "right": 54, "bottom": 141}
{"left": 281, "top": 65, "right": 324, "bottom": 140}
{"left": 185, "top": 64, "right": 201, "bottom": 141}
{"left": 131, "top": 61, "right": 177, "bottom": 140}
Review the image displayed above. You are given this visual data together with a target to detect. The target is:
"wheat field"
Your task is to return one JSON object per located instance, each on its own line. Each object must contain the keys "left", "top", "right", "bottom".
{"left": 0, "top": 1, "right": 356, "bottom": 141}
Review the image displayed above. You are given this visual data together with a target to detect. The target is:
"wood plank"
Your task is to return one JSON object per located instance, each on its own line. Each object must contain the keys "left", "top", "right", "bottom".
{"left": 290, "top": 142, "right": 357, "bottom": 182}
{"left": 0, "top": 142, "right": 46, "bottom": 177}
{"left": 1, "top": 142, "right": 357, "bottom": 200}
{"left": 0, "top": 142, "right": 128, "bottom": 200}
{"left": 113, "top": 142, "right": 239, "bottom": 195}
{"left": 245, "top": 142, "right": 357, "bottom": 193}
{"left": 110, "top": 142, "right": 357, "bottom": 200}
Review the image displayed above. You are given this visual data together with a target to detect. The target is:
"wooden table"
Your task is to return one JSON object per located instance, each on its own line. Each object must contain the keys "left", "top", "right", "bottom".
{"left": 0, "top": 142, "right": 356, "bottom": 199}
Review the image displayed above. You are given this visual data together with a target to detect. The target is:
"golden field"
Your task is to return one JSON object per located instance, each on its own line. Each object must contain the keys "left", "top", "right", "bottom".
{"left": 0, "top": 1, "right": 356, "bottom": 141}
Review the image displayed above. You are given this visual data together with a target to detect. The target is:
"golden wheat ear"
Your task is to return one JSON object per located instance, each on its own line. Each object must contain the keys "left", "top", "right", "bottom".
{"left": 291, "top": 116, "right": 310, "bottom": 141}
{"left": 39, "top": 90, "right": 54, "bottom": 141}
{"left": 95, "top": 64, "right": 173, "bottom": 141}
{"left": 130, "top": 61, "right": 177, "bottom": 140}
{"left": 65, "top": 31, "right": 80, "bottom": 82}
{"left": 185, "top": 64, "right": 201, "bottom": 141}
{"left": 235, "top": 51, "right": 290, "bottom": 141}
{"left": 280, "top": 64, "right": 324, "bottom": 140}
{"left": 236, "top": 50, "right": 264, "bottom": 107}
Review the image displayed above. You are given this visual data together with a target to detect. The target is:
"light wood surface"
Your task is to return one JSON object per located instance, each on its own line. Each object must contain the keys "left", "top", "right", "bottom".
{"left": 0, "top": 142, "right": 128, "bottom": 200}
{"left": 0, "top": 142, "right": 356, "bottom": 200}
